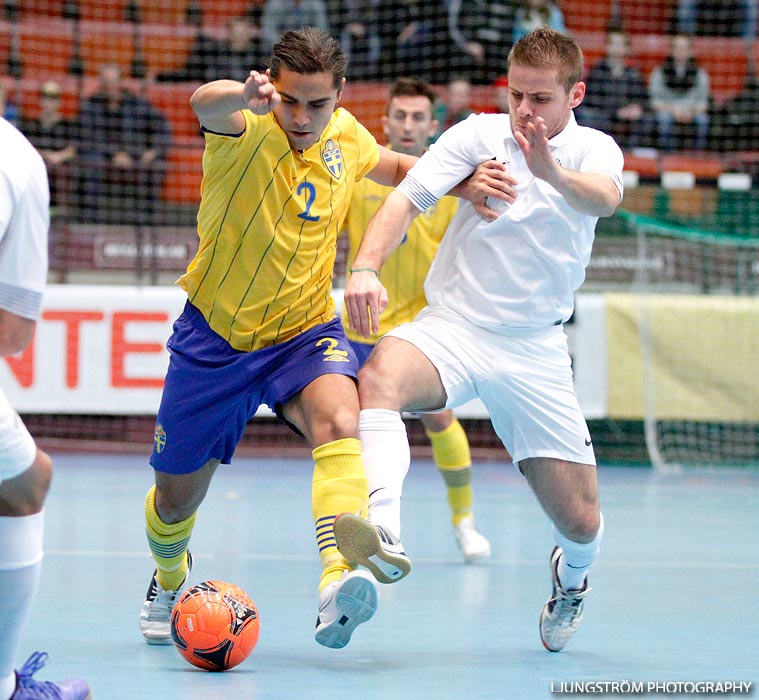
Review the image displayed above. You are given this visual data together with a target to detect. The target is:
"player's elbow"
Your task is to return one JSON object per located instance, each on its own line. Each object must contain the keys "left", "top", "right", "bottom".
{"left": 0, "top": 312, "right": 35, "bottom": 356}
{"left": 597, "top": 184, "right": 623, "bottom": 218}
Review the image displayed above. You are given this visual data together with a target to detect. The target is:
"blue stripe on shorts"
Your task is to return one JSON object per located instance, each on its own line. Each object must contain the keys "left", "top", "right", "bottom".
{"left": 150, "top": 302, "right": 359, "bottom": 475}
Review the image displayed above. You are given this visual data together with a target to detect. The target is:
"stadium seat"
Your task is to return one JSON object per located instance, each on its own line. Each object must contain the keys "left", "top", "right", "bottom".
{"left": 623, "top": 153, "right": 660, "bottom": 179}
{"left": 78, "top": 20, "right": 136, "bottom": 75}
{"left": 618, "top": 0, "right": 675, "bottom": 34}
{"left": 162, "top": 145, "right": 204, "bottom": 204}
{"left": 0, "top": 21, "right": 11, "bottom": 66}
{"left": 340, "top": 81, "right": 388, "bottom": 143}
{"left": 139, "top": 0, "right": 190, "bottom": 25}
{"left": 145, "top": 83, "right": 201, "bottom": 144}
{"left": 17, "top": 0, "right": 68, "bottom": 19}
{"left": 75, "top": 0, "right": 129, "bottom": 22}
{"left": 18, "top": 17, "right": 75, "bottom": 77}
{"left": 562, "top": 0, "right": 612, "bottom": 34}
{"left": 199, "top": 0, "right": 260, "bottom": 25}
{"left": 694, "top": 38, "right": 748, "bottom": 101}
{"left": 140, "top": 23, "right": 197, "bottom": 77}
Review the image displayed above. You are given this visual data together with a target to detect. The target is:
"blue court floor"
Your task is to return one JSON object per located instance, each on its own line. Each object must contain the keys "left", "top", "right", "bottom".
{"left": 17, "top": 453, "right": 759, "bottom": 700}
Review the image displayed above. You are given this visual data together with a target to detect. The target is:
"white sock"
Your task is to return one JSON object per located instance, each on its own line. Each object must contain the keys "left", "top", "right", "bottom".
{"left": 0, "top": 512, "right": 44, "bottom": 699}
{"left": 554, "top": 512, "right": 604, "bottom": 591}
{"left": 359, "top": 408, "right": 410, "bottom": 537}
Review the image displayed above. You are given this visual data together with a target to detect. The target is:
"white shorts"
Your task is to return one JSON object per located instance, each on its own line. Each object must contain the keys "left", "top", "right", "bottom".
{"left": 388, "top": 305, "right": 596, "bottom": 467}
{"left": 0, "top": 388, "right": 36, "bottom": 482}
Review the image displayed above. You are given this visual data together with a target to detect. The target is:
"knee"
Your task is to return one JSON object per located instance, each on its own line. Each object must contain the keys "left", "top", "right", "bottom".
{"left": 0, "top": 450, "right": 53, "bottom": 516}
{"left": 318, "top": 402, "right": 361, "bottom": 442}
{"left": 561, "top": 507, "right": 601, "bottom": 544}
{"left": 357, "top": 359, "right": 398, "bottom": 408}
{"left": 27, "top": 450, "right": 53, "bottom": 512}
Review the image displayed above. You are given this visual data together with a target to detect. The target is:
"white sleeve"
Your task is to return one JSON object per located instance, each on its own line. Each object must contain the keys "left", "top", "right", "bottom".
{"left": 398, "top": 114, "right": 495, "bottom": 207}
{"left": 0, "top": 160, "right": 49, "bottom": 320}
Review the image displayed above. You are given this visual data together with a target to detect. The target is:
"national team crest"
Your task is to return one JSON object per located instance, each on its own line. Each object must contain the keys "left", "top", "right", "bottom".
{"left": 154, "top": 424, "right": 167, "bottom": 453}
{"left": 321, "top": 139, "right": 343, "bottom": 180}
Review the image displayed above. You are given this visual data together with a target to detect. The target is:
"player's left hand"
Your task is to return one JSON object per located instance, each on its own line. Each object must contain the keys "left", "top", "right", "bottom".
{"left": 343, "top": 270, "right": 388, "bottom": 338}
{"left": 513, "top": 116, "right": 557, "bottom": 182}
{"left": 463, "top": 159, "right": 516, "bottom": 221}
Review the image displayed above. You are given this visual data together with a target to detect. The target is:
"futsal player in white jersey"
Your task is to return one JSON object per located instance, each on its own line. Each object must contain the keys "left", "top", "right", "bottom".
{"left": 336, "top": 27, "right": 624, "bottom": 652}
{"left": 0, "top": 117, "right": 91, "bottom": 699}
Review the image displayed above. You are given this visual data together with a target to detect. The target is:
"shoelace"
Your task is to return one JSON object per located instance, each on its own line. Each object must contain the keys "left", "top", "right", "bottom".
{"left": 551, "top": 590, "right": 584, "bottom": 625}
{"left": 146, "top": 586, "right": 180, "bottom": 619}
{"left": 15, "top": 652, "right": 63, "bottom": 699}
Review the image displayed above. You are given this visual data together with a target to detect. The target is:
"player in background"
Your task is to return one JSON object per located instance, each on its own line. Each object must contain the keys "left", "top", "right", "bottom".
{"left": 138, "top": 28, "right": 508, "bottom": 650}
{"left": 0, "top": 117, "right": 91, "bottom": 700}
{"left": 339, "top": 27, "right": 623, "bottom": 652}
{"left": 340, "top": 77, "right": 490, "bottom": 563}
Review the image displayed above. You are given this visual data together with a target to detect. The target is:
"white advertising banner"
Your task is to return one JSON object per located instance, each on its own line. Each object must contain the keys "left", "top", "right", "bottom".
{"left": 1, "top": 285, "right": 186, "bottom": 414}
{"left": 1, "top": 286, "right": 608, "bottom": 419}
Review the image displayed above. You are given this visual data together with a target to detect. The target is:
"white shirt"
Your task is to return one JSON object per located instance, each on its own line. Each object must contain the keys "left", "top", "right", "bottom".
{"left": 398, "top": 112, "right": 623, "bottom": 333}
{"left": 0, "top": 117, "right": 49, "bottom": 320}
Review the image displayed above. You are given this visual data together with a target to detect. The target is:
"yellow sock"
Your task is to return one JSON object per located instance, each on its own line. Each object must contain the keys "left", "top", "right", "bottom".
{"left": 312, "top": 438, "right": 368, "bottom": 591}
{"left": 426, "top": 419, "right": 474, "bottom": 527}
{"left": 145, "top": 485, "right": 196, "bottom": 590}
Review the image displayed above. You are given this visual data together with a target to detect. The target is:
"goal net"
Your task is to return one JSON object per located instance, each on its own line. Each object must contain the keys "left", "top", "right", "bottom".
{"left": 613, "top": 207, "right": 759, "bottom": 469}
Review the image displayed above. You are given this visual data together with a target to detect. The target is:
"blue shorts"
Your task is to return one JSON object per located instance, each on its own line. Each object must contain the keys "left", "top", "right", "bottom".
{"left": 151, "top": 302, "right": 359, "bottom": 475}
{"left": 348, "top": 339, "right": 374, "bottom": 368}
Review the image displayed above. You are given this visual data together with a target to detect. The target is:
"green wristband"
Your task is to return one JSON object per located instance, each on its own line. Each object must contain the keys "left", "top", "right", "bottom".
{"left": 348, "top": 267, "right": 379, "bottom": 276}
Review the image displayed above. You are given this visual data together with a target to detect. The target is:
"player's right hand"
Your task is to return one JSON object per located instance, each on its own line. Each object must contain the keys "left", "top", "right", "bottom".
{"left": 242, "top": 71, "right": 281, "bottom": 115}
{"left": 344, "top": 270, "right": 388, "bottom": 338}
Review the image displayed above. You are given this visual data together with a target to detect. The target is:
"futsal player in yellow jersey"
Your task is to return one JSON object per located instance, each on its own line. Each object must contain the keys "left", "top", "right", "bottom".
{"left": 340, "top": 79, "right": 491, "bottom": 563}
{"left": 138, "top": 28, "right": 508, "bottom": 650}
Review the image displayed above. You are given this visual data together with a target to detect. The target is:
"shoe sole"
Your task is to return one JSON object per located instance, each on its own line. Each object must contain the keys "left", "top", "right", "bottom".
{"left": 461, "top": 545, "right": 492, "bottom": 563}
{"left": 333, "top": 514, "right": 411, "bottom": 584}
{"left": 142, "top": 632, "right": 174, "bottom": 646}
{"left": 315, "top": 575, "right": 378, "bottom": 649}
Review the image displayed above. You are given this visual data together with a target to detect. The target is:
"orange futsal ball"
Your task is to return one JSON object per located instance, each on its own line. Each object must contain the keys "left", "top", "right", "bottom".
{"left": 171, "top": 580, "right": 260, "bottom": 671}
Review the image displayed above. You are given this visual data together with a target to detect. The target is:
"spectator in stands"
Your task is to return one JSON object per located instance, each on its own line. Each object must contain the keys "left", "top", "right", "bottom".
{"left": 432, "top": 77, "right": 474, "bottom": 140}
{"left": 377, "top": 0, "right": 451, "bottom": 84}
{"left": 575, "top": 26, "right": 654, "bottom": 150}
{"left": 76, "top": 64, "right": 171, "bottom": 225}
{"left": 327, "top": 0, "right": 382, "bottom": 80}
{"left": 157, "top": 15, "right": 267, "bottom": 84}
{"left": 447, "top": 0, "right": 516, "bottom": 85}
{"left": 512, "top": 0, "right": 565, "bottom": 44}
{"left": 677, "top": 0, "right": 757, "bottom": 40}
{"left": 154, "top": 2, "right": 216, "bottom": 83}
{"left": 710, "top": 64, "right": 759, "bottom": 151}
{"left": 20, "top": 80, "right": 78, "bottom": 211}
{"left": 0, "top": 84, "right": 19, "bottom": 126}
{"left": 212, "top": 15, "right": 268, "bottom": 81}
{"left": 261, "top": 0, "right": 331, "bottom": 50}
{"left": 648, "top": 33, "right": 711, "bottom": 151}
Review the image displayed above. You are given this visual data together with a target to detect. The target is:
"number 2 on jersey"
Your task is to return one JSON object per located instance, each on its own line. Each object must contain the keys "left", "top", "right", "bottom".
{"left": 296, "top": 181, "right": 320, "bottom": 222}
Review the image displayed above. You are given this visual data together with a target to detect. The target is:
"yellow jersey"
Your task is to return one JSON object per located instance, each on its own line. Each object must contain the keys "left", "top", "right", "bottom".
{"left": 341, "top": 176, "right": 458, "bottom": 344}
{"left": 179, "top": 107, "right": 380, "bottom": 351}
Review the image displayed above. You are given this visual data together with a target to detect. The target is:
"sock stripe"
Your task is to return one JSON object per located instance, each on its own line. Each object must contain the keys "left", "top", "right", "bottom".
{"left": 439, "top": 466, "right": 472, "bottom": 488}
{"left": 318, "top": 537, "right": 337, "bottom": 552}
{"left": 148, "top": 536, "right": 191, "bottom": 560}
